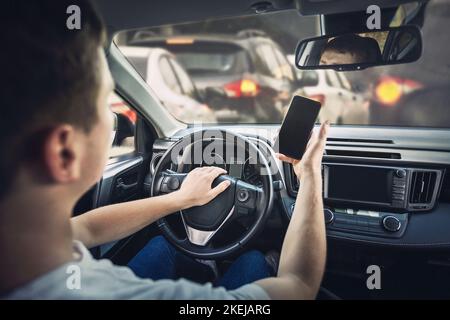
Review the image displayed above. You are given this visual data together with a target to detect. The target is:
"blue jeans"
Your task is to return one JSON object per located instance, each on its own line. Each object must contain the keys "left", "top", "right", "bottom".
{"left": 128, "top": 235, "right": 272, "bottom": 290}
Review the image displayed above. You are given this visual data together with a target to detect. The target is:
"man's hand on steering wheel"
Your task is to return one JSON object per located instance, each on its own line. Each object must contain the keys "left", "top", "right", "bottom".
{"left": 175, "top": 166, "right": 231, "bottom": 210}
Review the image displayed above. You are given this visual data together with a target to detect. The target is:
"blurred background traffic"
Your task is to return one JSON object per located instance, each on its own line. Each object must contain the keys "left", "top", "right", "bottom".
{"left": 111, "top": 0, "right": 450, "bottom": 127}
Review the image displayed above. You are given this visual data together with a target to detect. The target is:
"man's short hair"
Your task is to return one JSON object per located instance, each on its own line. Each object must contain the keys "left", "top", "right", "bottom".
{"left": 0, "top": 0, "right": 105, "bottom": 198}
{"left": 323, "top": 34, "right": 382, "bottom": 64}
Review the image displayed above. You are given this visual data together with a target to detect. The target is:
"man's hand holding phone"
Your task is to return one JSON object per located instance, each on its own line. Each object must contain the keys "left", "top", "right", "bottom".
{"left": 276, "top": 121, "right": 330, "bottom": 179}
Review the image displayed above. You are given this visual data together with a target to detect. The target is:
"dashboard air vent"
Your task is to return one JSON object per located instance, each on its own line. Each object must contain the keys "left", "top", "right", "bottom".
{"left": 327, "top": 138, "right": 394, "bottom": 144}
{"left": 409, "top": 171, "right": 437, "bottom": 204}
{"left": 325, "top": 149, "right": 401, "bottom": 159}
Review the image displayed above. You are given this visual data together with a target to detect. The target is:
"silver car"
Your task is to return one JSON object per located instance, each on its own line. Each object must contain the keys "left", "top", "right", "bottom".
{"left": 119, "top": 46, "right": 217, "bottom": 123}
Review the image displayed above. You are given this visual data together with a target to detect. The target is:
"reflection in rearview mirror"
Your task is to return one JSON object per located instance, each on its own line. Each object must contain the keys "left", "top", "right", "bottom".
{"left": 295, "top": 25, "right": 422, "bottom": 71}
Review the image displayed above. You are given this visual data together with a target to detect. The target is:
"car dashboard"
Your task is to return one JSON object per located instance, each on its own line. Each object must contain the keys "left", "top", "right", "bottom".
{"left": 148, "top": 124, "right": 450, "bottom": 249}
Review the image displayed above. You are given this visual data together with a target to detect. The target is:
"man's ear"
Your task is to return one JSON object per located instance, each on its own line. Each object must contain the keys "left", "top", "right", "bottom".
{"left": 43, "top": 125, "right": 81, "bottom": 183}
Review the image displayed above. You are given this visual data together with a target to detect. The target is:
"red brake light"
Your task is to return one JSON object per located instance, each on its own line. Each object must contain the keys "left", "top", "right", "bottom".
{"left": 375, "top": 76, "right": 422, "bottom": 107}
{"left": 224, "top": 79, "right": 260, "bottom": 98}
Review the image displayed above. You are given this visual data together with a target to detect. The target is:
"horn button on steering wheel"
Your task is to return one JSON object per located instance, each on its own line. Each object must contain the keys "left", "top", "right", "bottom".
{"left": 182, "top": 175, "right": 236, "bottom": 231}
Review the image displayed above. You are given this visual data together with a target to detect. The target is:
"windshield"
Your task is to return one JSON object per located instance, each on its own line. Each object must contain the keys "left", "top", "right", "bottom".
{"left": 115, "top": 1, "right": 450, "bottom": 127}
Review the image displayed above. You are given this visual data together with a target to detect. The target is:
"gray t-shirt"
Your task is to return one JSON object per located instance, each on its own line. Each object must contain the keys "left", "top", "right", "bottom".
{"left": 4, "top": 241, "right": 269, "bottom": 300}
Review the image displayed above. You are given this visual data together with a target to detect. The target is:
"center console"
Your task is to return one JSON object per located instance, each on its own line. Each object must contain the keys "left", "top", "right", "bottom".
{"left": 323, "top": 207, "right": 407, "bottom": 238}
{"left": 285, "top": 162, "right": 444, "bottom": 238}
{"left": 323, "top": 163, "right": 442, "bottom": 212}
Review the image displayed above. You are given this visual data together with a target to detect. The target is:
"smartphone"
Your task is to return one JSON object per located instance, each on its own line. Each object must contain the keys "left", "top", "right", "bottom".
{"left": 274, "top": 95, "right": 322, "bottom": 160}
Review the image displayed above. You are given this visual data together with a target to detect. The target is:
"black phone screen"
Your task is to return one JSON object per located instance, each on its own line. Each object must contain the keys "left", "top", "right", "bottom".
{"left": 274, "top": 95, "right": 322, "bottom": 160}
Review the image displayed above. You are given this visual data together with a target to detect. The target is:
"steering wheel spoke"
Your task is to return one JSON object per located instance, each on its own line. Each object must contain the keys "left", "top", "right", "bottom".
{"left": 233, "top": 180, "right": 262, "bottom": 219}
{"left": 155, "top": 170, "right": 186, "bottom": 194}
{"left": 181, "top": 206, "right": 235, "bottom": 246}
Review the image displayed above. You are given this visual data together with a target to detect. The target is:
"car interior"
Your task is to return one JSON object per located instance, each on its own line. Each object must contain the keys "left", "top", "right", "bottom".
{"left": 73, "top": 0, "right": 450, "bottom": 299}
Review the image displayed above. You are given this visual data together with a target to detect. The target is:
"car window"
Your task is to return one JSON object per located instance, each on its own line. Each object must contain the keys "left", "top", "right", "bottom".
{"left": 168, "top": 57, "right": 198, "bottom": 100}
{"left": 253, "top": 46, "right": 273, "bottom": 77}
{"left": 256, "top": 44, "right": 283, "bottom": 79}
{"left": 298, "top": 70, "right": 319, "bottom": 87}
{"left": 336, "top": 72, "right": 352, "bottom": 91}
{"left": 125, "top": 55, "right": 148, "bottom": 81}
{"left": 175, "top": 49, "right": 249, "bottom": 76}
{"left": 324, "top": 71, "right": 334, "bottom": 87}
{"left": 326, "top": 71, "right": 343, "bottom": 89}
{"left": 159, "top": 56, "right": 182, "bottom": 94}
{"left": 334, "top": 72, "right": 345, "bottom": 89}
{"left": 273, "top": 46, "right": 295, "bottom": 81}
{"left": 108, "top": 93, "right": 136, "bottom": 159}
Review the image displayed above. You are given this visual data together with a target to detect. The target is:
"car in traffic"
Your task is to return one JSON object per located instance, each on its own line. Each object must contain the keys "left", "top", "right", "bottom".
{"left": 118, "top": 46, "right": 217, "bottom": 123}
{"left": 125, "top": 31, "right": 298, "bottom": 123}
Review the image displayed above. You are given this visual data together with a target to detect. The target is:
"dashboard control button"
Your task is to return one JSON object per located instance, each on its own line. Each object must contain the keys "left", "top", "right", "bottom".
{"left": 395, "top": 169, "right": 407, "bottom": 178}
{"left": 324, "top": 209, "right": 334, "bottom": 224}
{"left": 392, "top": 187, "right": 406, "bottom": 194}
{"left": 392, "top": 194, "right": 405, "bottom": 200}
{"left": 237, "top": 189, "right": 249, "bottom": 202}
{"left": 273, "top": 180, "right": 284, "bottom": 191}
{"left": 393, "top": 183, "right": 406, "bottom": 188}
{"left": 382, "top": 216, "right": 401, "bottom": 232}
{"left": 167, "top": 177, "right": 180, "bottom": 190}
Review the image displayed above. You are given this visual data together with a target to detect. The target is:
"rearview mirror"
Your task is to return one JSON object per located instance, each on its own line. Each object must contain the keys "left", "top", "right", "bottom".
{"left": 295, "top": 25, "right": 422, "bottom": 71}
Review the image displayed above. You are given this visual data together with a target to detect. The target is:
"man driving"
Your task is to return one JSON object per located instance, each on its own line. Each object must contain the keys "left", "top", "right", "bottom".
{"left": 0, "top": 0, "right": 329, "bottom": 299}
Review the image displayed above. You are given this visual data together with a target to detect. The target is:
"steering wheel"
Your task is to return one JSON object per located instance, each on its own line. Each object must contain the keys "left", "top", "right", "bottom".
{"left": 151, "top": 130, "right": 274, "bottom": 259}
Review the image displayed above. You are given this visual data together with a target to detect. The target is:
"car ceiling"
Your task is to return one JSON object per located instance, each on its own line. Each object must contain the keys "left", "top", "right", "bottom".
{"left": 94, "top": 0, "right": 424, "bottom": 40}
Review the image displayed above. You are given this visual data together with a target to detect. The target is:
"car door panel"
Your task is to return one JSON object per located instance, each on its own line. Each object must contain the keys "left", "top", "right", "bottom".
{"left": 97, "top": 156, "right": 145, "bottom": 207}
{"left": 94, "top": 155, "right": 147, "bottom": 257}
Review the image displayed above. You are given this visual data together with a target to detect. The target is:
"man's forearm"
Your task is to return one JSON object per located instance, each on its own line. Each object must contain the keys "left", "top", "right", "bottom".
{"left": 256, "top": 170, "right": 326, "bottom": 299}
{"left": 71, "top": 191, "right": 186, "bottom": 248}
{"left": 71, "top": 166, "right": 231, "bottom": 249}
{"left": 278, "top": 170, "right": 326, "bottom": 295}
